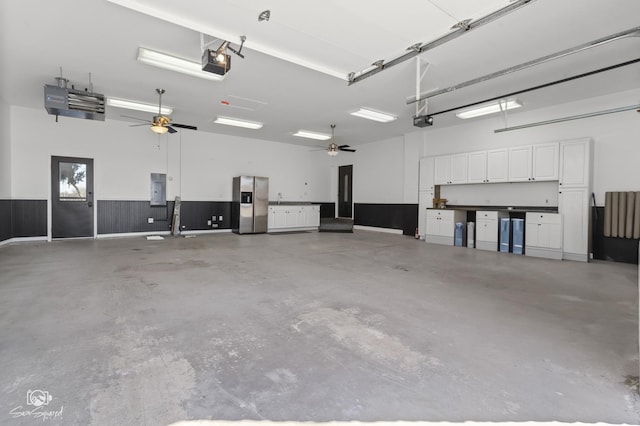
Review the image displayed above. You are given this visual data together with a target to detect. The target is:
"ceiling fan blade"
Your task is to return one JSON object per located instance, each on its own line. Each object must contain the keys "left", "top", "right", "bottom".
{"left": 121, "top": 115, "right": 150, "bottom": 122}
{"left": 339, "top": 147, "right": 356, "bottom": 152}
{"left": 129, "top": 123, "right": 150, "bottom": 127}
{"left": 171, "top": 123, "right": 198, "bottom": 131}
{"left": 338, "top": 145, "right": 351, "bottom": 149}
{"left": 167, "top": 126, "right": 178, "bottom": 134}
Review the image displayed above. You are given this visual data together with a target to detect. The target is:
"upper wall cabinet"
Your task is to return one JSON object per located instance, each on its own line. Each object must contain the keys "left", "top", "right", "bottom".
{"left": 559, "top": 140, "right": 589, "bottom": 187}
{"left": 532, "top": 143, "right": 559, "bottom": 181}
{"left": 467, "top": 151, "right": 487, "bottom": 183}
{"left": 434, "top": 155, "right": 452, "bottom": 185}
{"left": 486, "top": 149, "right": 509, "bottom": 183}
{"left": 451, "top": 153, "right": 468, "bottom": 184}
{"left": 508, "top": 146, "right": 533, "bottom": 182}
{"left": 508, "top": 143, "right": 559, "bottom": 182}
{"left": 419, "top": 156, "right": 435, "bottom": 192}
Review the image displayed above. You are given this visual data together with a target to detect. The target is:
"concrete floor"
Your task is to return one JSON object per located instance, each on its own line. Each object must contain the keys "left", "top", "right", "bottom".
{"left": 0, "top": 231, "right": 638, "bottom": 425}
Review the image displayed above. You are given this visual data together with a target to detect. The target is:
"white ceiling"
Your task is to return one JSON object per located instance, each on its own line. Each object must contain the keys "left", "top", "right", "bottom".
{"left": 1, "top": 0, "right": 639, "bottom": 147}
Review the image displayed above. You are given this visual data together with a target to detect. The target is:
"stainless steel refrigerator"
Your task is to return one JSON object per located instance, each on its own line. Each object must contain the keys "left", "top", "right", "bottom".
{"left": 232, "top": 176, "right": 269, "bottom": 234}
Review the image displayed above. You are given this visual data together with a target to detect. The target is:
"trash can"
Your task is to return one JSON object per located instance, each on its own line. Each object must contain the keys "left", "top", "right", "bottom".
{"left": 454, "top": 222, "right": 466, "bottom": 247}
{"left": 512, "top": 218, "right": 525, "bottom": 255}
{"left": 500, "top": 218, "right": 511, "bottom": 253}
{"left": 467, "top": 222, "right": 475, "bottom": 248}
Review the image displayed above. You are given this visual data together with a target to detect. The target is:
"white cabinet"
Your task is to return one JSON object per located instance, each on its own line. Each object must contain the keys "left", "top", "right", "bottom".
{"left": 425, "top": 209, "right": 466, "bottom": 245}
{"left": 475, "top": 211, "right": 508, "bottom": 251}
{"left": 486, "top": 149, "right": 508, "bottom": 183}
{"left": 509, "top": 143, "right": 559, "bottom": 182}
{"left": 268, "top": 205, "right": 320, "bottom": 232}
{"left": 559, "top": 140, "right": 590, "bottom": 187}
{"left": 418, "top": 157, "right": 436, "bottom": 237}
{"left": 508, "top": 146, "right": 533, "bottom": 182}
{"left": 526, "top": 212, "right": 562, "bottom": 259}
{"left": 419, "top": 157, "right": 435, "bottom": 192}
{"left": 532, "top": 143, "right": 559, "bottom": 181}
{"left": 450, "top": 153, "right": 468, "bottom": 184}
{"left": 558, "top": 138, "right": 592, "bottom": 262}
{"left": 559, "top": 188, "right": 590, "bottom": 261}
{"left": 434, "top": 155, "right": 452, "bottom": 185}
{"left": 467, "top": 151, "right": 487, "bottom": 183}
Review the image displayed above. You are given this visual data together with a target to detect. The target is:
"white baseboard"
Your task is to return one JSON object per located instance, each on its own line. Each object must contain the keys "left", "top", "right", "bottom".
{"left": 181, "top": 229, "right": 232, "bottom": 235}
{"left": 563, "top": 251, "right": 589, "bottom": 262}
{"left": 97, "top": 231, "right": 171, "bottom": 239}
{"left": 268, "top": 227, "right": 318, "bottom": 233}
{"left": 353, "top": 225, "right": 403, "bottom": 235}
{"left": 424, "top": 234, "right": 453, "bottom": 245}
{"left": 526, "top": 246, "right": 563, "bottom": 260}
{"left": 0, "top": 236, "right": 48, "bottom": 247}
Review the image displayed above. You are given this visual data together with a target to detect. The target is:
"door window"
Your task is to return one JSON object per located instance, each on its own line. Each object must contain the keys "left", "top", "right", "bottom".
{"left": 58, "top": 162, "right": 87, "bottom": 201}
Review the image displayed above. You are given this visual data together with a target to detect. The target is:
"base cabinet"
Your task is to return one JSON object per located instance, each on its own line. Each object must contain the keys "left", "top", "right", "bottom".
{"left": 475, "top": 211, "right": 509, "bottom": 251}
{"left": 526, "top": 212, "right": 562, "bottom": 259}
{"left": 268, "top": 205, "right": 320, "bottom": 232}
{"left": 559, "top": 189, "right": 590, "bottom": 261}
{"left": 425, "top": 209, "right": 466, "bottom": 245}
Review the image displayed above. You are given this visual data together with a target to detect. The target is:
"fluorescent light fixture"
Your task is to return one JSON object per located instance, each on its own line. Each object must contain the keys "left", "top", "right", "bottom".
{"left": 456, "top": 99, "right": 523, "bottom": 119}
{"left": 350, "top": 107, "right": 397, "bottom": 123}
{"left": 107, "top": 97, "right": 173, "bottom": 115}
{"left": 214, "top": 116, "right": 263, "bottom": 130}
{"left": 293, "top": 130, "right": 332, "bottom": 141}
{"left": 137, "top": 47, "right": 224, "bottom": 81}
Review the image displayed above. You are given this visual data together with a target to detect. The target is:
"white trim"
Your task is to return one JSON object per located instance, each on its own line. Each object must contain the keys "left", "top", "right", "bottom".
{"left": 353, "top": 225, "right": 403, "bottom": 235}
{"left": 180, "top": 229, "right": 232, "bottom": 235}
{"left": 0, "top": 236, "right": 48, "bottom": 247}
{"left": 526, "top": 246, "right": 563, "bottom": 260}
{"left": 268, "top": 227, "right": 318, "bottom": 233}
{"left": 96, "top": 231, "right": 171, "bottom": 239}
{"left": 425, "top": 234, "right": 454, "bottom": 245}
{"left": 562, "top": 252, "right": 589, "bottom": 262}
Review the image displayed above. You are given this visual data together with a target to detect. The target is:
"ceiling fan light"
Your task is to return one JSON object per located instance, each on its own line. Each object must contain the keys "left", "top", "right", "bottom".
{"left": 456, "top": 99, "right": 522, "bottom": 119}
{"left": 151, "top": 124, "right": 168, "bottom": 134}
{"left": 328, "top": 149, "right": 338, "bottom": 156}
{"left": 350, "top": 107, "right": 397, "bottom": 123}
{"left": 137, "top": 47, "right": 224, "bottom": 81}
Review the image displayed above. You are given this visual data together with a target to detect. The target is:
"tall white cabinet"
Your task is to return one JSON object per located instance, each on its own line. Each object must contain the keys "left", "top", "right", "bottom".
{"left": 558, "top": 138, "right": 593, "bottom": 262}
{"left": 419, "top": 157, "right": 435, "bottom": 237}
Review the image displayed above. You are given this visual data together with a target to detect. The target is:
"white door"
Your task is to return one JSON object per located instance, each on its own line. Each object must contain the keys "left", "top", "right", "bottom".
{"left": 508, "top": 146, "right": 532, "bottom": 182}
{"left": 486, "top": 149, "right": 508, "bottom": 183}
{"left": 434, "top": 155, "right": 452, "bottom": 185}
{"left": 467, "top": 151, "right": 487, "bottom": 183}
{"left": 274, "top": 209, "right": 287, "bottom": 228}
{"left": 426, "top": 213, "right": 440, "bottom": 236}
{"left": 532, "top": 143, "right": 559, "bottom": 181}
{"left": 525, "top": 219, "right": 540, "bottom": 247}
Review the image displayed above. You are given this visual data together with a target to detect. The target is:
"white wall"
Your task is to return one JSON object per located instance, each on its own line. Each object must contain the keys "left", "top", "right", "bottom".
{"left": 0, "top": 98, "right": 11, "bottom": 198}
{"left": 422, "top": 88, "right": 640, "bottom": 206}
{"left": 9, "top": 106, "right": 332, "bottom": 203}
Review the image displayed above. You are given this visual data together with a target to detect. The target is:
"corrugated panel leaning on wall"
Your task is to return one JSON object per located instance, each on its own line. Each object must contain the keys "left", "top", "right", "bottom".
{"left": 604, "top": 191, "right": 640, "bottom": 239}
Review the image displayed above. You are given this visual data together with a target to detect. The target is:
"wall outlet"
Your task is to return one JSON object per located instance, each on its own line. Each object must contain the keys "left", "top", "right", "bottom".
{"left": 207, "top": 220, "right": 212, "bottom": 226}
{"left": 147, "top": 218, "right": 154, "bottom": 224}
{"left": 212, "top": 223, "right": 219, "bottom": 228}
{"left": 212, "top": 216, "right": 217, "bottom": 222}
{"left": 219, "top": 215, "right": 223, "bottom": 221}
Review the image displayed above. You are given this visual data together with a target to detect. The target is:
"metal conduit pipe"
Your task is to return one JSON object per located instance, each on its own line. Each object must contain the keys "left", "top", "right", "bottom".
{"left": 347, "top": 0, "right": 537, "bottom": 85}
{"left": 426, "top": 57, "right": 640, "bottom": 118}
{"left": 493, "top": 104, "right": 640, "bottom": 133}
{"left": 407, "top": 27, "right": 640, "bottom": 105}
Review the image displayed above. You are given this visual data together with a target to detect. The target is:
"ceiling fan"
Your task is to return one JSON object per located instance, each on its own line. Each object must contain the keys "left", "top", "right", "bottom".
{"left": 317, "top": 124, "right": 356, "bottom": 157}
{"left": 324, "top": 124, "right": 356, "bottom": 156}
{"left": 124, "top": 89, "right": 197, "bottom": 134}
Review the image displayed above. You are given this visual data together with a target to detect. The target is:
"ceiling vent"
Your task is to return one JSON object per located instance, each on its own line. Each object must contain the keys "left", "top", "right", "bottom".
{"left": 44, "top": 77, "right": 105, "bottom": 121}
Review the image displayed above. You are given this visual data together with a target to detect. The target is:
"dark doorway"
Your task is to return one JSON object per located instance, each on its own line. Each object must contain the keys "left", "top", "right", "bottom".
{"left": 51, "top": 156, "right": 94, "bottom": 238}
{"left": 338, "top": 164, "right": 353, "bottom": 218}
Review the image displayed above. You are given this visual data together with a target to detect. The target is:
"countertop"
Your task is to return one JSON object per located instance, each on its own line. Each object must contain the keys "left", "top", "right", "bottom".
{"left": 429, "top": 205, "right": 559, "bottom": 213}
{"left": 268, "top": 202, "right": 315, "bottom": 206}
